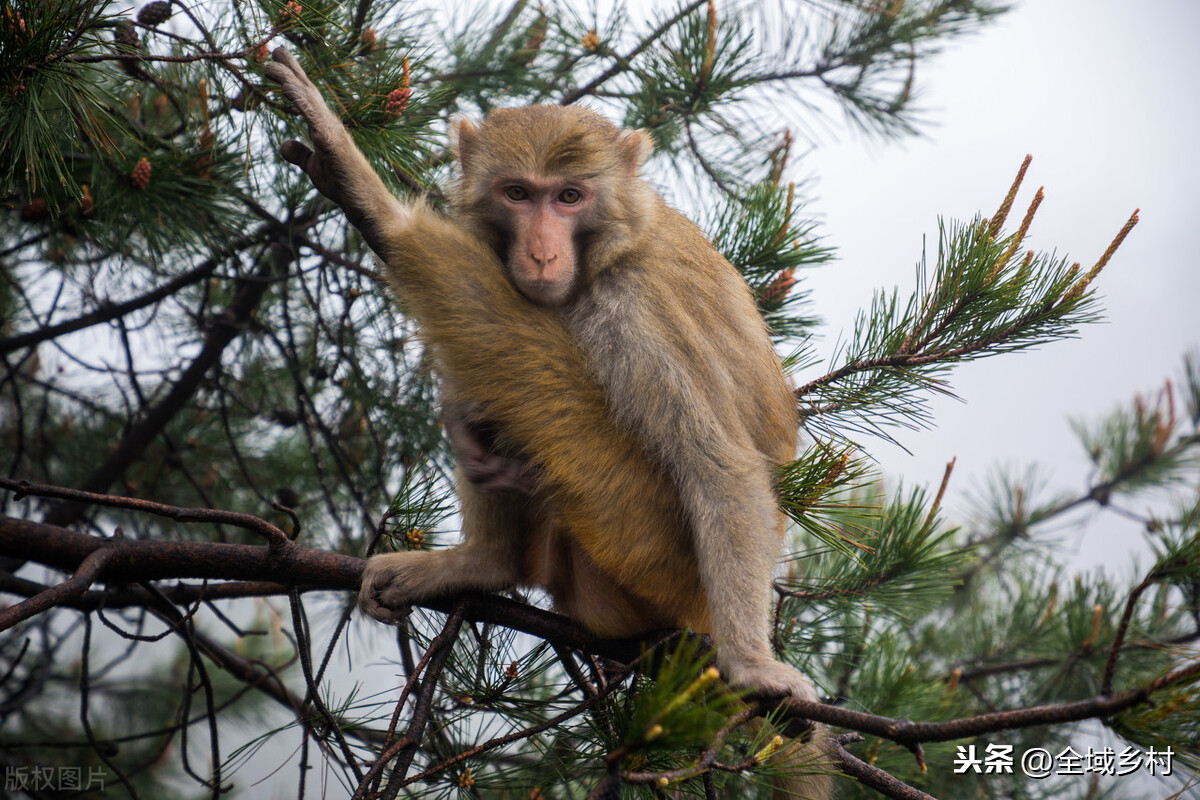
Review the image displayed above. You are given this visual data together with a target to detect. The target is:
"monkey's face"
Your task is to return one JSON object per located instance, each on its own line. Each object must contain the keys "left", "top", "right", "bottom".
{"left": 490, "top": 174, "right": 594, "bottom": 307}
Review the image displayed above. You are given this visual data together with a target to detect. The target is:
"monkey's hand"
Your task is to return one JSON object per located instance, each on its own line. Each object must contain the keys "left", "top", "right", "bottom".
{"left": 722, "top": 656, "right": 820, "bottom": 707}
{"left": 444, "top": 402, "right": 539, "bottom": 494}
{"left": 261, "top": 48, "right": 350, "bottom": 205}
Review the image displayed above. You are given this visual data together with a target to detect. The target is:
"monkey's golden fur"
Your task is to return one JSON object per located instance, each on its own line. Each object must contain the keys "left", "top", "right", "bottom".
{"left": 385, "top": 211, "right": 714, "bottom": 637}
{"left": 264, "top": 47, "right": 832, "bottom": 797}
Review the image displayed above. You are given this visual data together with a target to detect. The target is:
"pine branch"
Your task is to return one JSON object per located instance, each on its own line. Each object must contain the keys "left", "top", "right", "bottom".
{"left": 560, "top": 0, "right": 707, "bottom": 105}
{"left": 830, "top": 733, "right": 936, "bottom": 800}
{"left": 956, "top": 430, "right": 1200, "bottom": 592}
{"left": 773, "top": 656, "right": 1200, "bottom": 748}
{"left": 795, "top": 161, "right": 1139, "bottom": 438}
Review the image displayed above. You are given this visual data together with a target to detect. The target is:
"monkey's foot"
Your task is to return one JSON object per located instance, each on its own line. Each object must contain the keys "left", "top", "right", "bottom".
{"left": 722, "top": 657, "right": 820, "bottom": 707}
{"left": 358, "top": 552, "right": 424, "bottom": 623}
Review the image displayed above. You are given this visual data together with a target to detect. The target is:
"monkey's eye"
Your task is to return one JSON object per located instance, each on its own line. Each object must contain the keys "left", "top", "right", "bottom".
{"left": 503, "top": 185, "right": 529, "bottom": 202}
{"left": 558, "top": 188, "right": 582, "bottom": 205}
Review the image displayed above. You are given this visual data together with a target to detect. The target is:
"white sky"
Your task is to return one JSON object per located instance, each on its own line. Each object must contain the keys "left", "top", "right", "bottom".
{"left": 804, "top": 0, "right": 1200, "bottom": 571}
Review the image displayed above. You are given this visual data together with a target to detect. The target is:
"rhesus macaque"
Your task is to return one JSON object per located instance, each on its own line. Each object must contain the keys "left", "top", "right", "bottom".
{"left": 264, "top": 48, "right": 831, "bottom": 796}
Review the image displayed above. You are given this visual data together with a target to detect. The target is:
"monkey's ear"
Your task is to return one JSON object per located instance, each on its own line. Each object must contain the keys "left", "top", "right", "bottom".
{"left": 450, "top": 116, "right": 482, "bottom": 171}
{"left": 619, "top": 129, "right": 653, "bottom": 173}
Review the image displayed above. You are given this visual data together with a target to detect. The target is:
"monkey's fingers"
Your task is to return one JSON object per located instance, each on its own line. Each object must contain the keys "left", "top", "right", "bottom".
{"left": 263, "top": 48, "right": 332, "bottom": 132}
{"left": 358, "top": 581, "right": 413, "bottom": 623}
{"left": 280, "top": 139, "right": 313, "bottom": 168}
{"left": 262, "top": 47, "right": 308, "bottom": 86}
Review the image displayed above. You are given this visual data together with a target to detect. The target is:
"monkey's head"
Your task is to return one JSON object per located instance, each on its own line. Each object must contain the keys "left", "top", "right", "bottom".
{"left": 451, "top": 105, "right": 654, "bottom": 306}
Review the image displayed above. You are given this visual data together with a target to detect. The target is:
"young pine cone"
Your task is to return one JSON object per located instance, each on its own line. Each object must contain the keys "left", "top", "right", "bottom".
{"left": 137, "top": 1, "right": 172, "bottom": 26}
{"left": 131, "top": 157, "right": 152, "bottom": 190}
{"left": 382, "top": 87, "right": 411, "bottom": 119}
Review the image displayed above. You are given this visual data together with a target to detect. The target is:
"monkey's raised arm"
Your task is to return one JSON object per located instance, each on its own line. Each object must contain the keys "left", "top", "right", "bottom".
{"left": 263, "top": 48, "right": 414, "bottom": 261}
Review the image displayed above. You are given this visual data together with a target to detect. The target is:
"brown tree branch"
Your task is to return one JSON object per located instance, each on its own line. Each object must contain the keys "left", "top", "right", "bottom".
{"left": 559, "top": 0, "right": 707, "bottom": 105}
{"left": 0, "top": 512, "right": 631, "bottom": 661}
{"left": 3, "top": 506, "right": 1194, "bottom": 756}
{"left": 0, "top": 546, "right": 116, "bottom": 631}
{"left": 2, "top": 478, "right": 291, "bottom": 550}
{"left": 770, "top": 654, "right": 1200, "bottom": 747}
{"left": 830, "top": 733, "right": 937, "bottom": 800}
{"left": 0, "top": 228, "right": 271, "bottom": 355}
{"left": 0, "top": 571, "right": 295, "bottom": 609}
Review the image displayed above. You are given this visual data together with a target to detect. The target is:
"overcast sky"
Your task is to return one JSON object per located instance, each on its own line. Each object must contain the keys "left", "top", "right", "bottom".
{"left": 803, "top": 0, "right": 1200, "bottom": 571}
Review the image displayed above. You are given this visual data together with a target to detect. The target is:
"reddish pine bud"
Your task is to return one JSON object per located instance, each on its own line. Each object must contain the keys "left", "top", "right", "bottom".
{"left": 80, "top": 185, "right": 95, "bottom": 217}
{"left": 4, "top": 8, "right": 27, "bottom": 38}
{"left": 761, "top": 269, "right": 796, "bottom": 304}
{"left": 382, "top": 57, "right": 412, "bottom": 120}
{"left": 515, "top": 14, "right": 548, "bottom": 66}
{"left": 361, "top": 28, "right": 378, "bottom": 53}
{"left": 280, "top": 0, "right": 302, "bottom": 22}
{"left": 581, "top": 28, "right": 601, "bottom": 53}
{"left": 250, "top": 42, "right": 270, "bottom": 62}
{"left": 383, "top": 87, "right": 411, "bottom": 119}
{"left": 131, "top": 157, "right": 152, "bottom": 190}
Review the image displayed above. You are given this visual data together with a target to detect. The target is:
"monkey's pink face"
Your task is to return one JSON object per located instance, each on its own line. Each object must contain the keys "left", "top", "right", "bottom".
{"left": 492, "top": 175, "right": 594, "bottom": 306}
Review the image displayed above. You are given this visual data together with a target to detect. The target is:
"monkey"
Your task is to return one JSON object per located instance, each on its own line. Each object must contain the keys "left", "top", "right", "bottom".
{"left": 263, "top": 48, "right": 833, "bottom": 797}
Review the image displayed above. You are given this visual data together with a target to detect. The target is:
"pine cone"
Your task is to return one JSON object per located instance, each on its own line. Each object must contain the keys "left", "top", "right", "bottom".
{"left": 137, "top": 1, "right": 172, "bottom": 26}
{"left": 131, "top": 157, "right": 152, "bottom": 190}
{"left": 113, "top": 21, "right": 140, "bottom": 49}
{"left": 113, "top": 21, "right": 144, "bottom": 77}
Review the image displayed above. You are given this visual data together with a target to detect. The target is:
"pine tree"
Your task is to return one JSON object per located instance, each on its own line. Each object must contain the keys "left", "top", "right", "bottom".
{"left": 1, "top": 2, "right": 1196, "bottom": 799}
